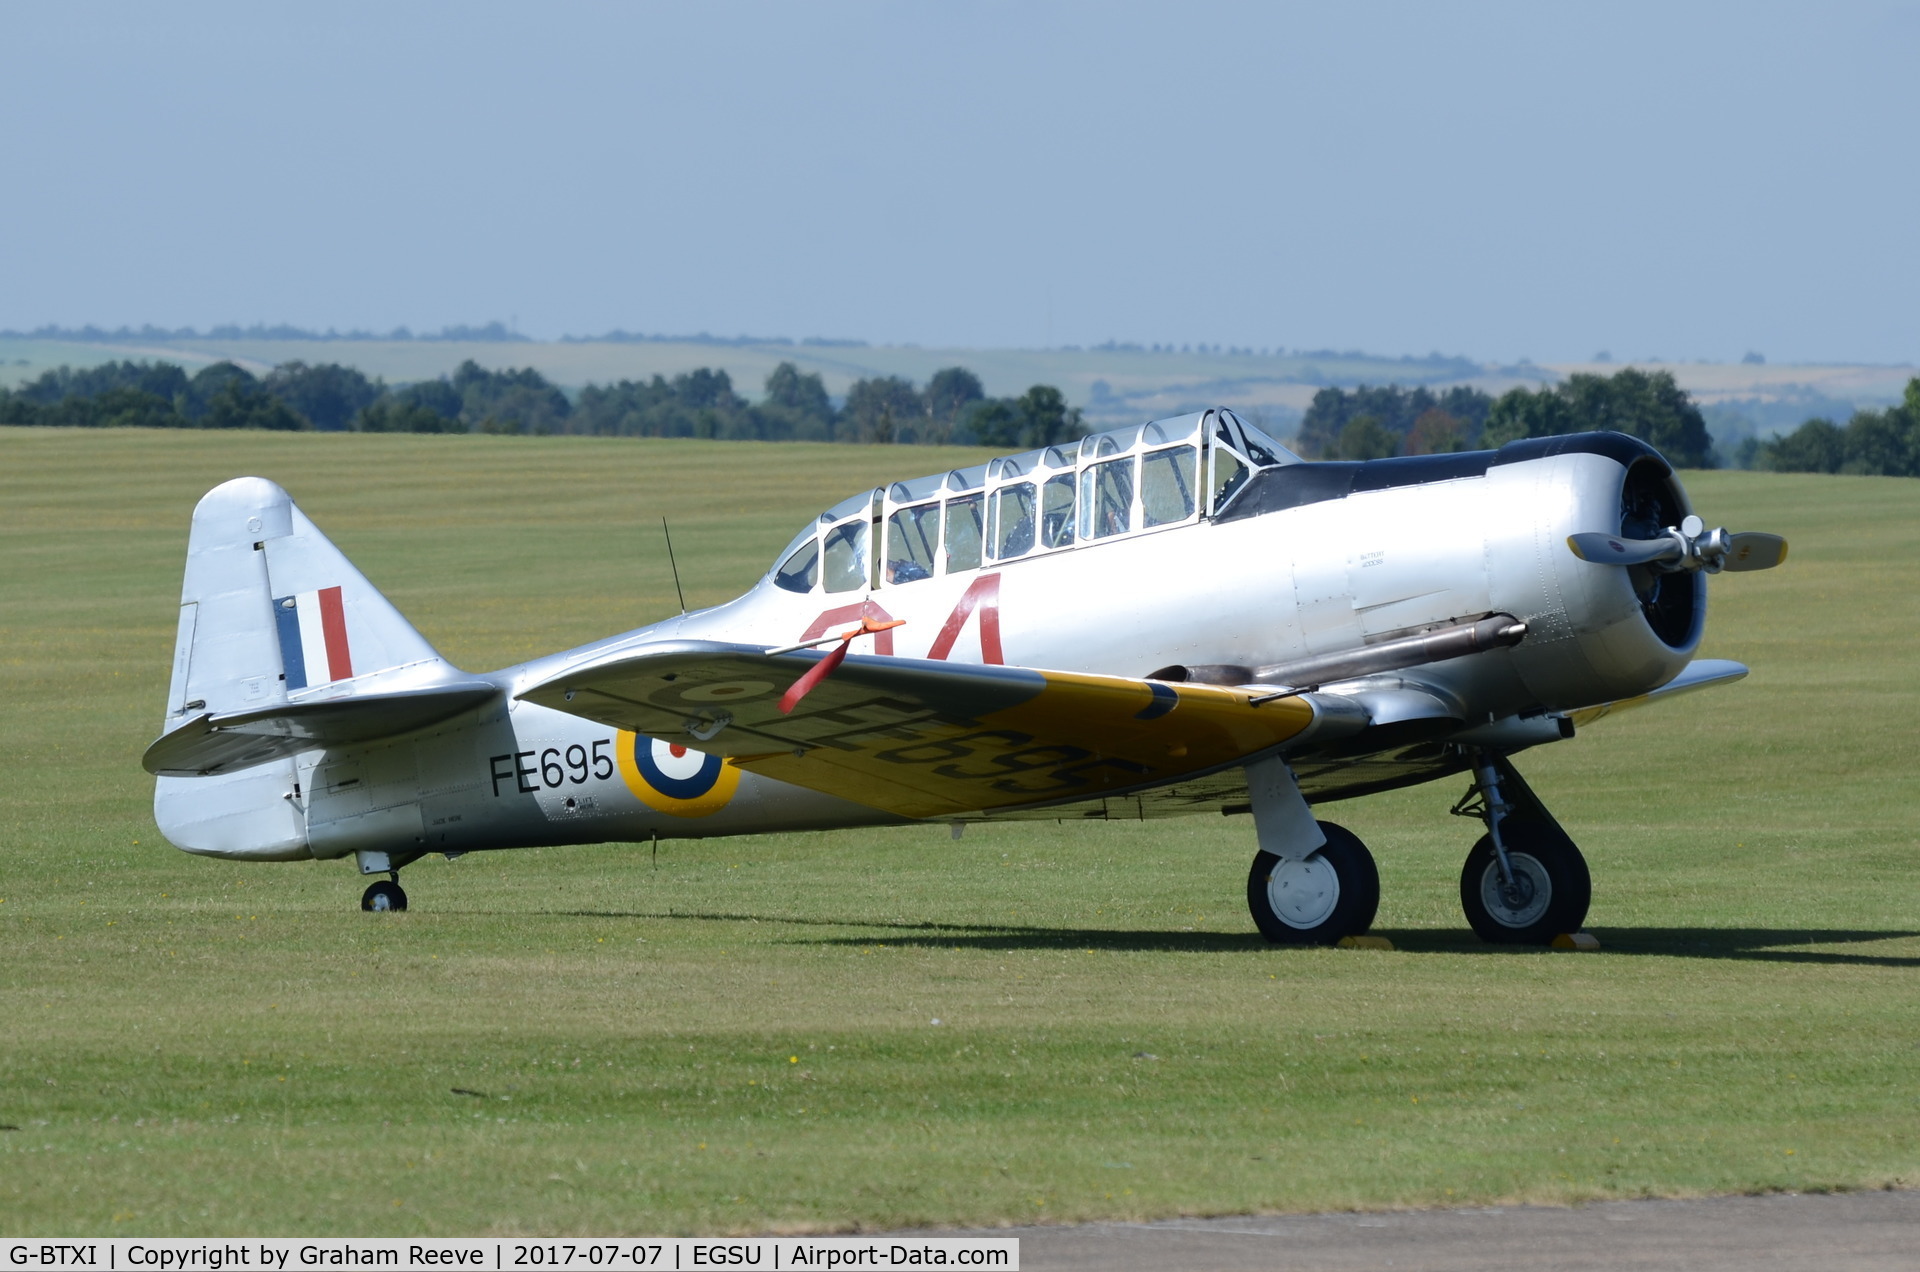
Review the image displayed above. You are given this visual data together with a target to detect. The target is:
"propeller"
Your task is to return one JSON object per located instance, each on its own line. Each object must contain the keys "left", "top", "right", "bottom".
{"left": 1567, "top": 515, "right": 1787, "bottom": 575}
{"left": 769, "top": 615, "right": 906, "bottom": 714}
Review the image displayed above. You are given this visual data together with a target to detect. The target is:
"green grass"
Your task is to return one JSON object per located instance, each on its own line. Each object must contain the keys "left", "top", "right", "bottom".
{"left": 2, "top": 428, "right": 1917, "bottom": 1235}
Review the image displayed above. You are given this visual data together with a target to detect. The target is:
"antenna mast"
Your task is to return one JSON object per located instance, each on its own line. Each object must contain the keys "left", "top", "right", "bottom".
{"left": 661, "top": 517, "right": 688, "bottom": 615}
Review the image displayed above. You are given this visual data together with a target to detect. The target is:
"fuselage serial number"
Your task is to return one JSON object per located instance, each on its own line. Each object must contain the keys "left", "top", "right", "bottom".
{"left": 489, "top": 739, "right": 615, "bottom": 796}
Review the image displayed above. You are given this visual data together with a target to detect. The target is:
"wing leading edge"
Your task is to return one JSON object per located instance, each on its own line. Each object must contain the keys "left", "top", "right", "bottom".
{"left": 517, "top": 641, "right": 1339, "bottom": 819}
{"left": 1565, "top": 657, "right": 1748, "bottom": 728}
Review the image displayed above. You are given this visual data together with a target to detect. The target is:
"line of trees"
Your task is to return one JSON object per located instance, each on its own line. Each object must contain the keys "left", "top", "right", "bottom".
{"left": 34, "top": 353, "right": 1908, "bottom": 474}
{"left": 1749, "top": 379, "right": 1920, "bottom": 476}
{"left": 0, "top": 360, "right": 308, "bottom": 431}
{"left": 1, "top": 359, "right": 1087, "bottom": 447}
{"left": 1296, "top": 385, "right": 1495, "bottom": 459}
{"left": 1, "top": 321, "right": 532, "bottom": 343}
{"left": 1298, "top": 368, "right": 1715, "bottom": 468}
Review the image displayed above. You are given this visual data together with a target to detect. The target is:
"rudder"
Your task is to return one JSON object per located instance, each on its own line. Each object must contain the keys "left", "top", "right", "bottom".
{"left": 156, "top": 477, "right": 458, "bottom": 859}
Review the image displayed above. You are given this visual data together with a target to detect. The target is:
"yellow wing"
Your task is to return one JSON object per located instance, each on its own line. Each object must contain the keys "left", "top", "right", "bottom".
{"left": 517, "top": 640, "right": 1340, "bottom": 819}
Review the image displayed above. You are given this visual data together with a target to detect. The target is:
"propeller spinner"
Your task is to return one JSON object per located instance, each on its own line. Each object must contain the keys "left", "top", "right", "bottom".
{"left": 1567, "top": 515, "right": 1787, "bottom": 574}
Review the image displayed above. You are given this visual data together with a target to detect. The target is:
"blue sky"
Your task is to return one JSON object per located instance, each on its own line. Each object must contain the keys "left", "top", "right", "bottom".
{"left": 4, "top": 2, "right": 1916, "bottom": 363}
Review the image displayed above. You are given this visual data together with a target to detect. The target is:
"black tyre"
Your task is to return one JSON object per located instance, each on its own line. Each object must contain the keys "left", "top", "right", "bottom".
{"left": 360, "top": 879, "right": 408, "bottom": 913}
{"left": 1459, "top": 817, "right": 1589, "bottom": 944}
{"left": 1247, "top": 820, "right": 1380, "bottom": 945}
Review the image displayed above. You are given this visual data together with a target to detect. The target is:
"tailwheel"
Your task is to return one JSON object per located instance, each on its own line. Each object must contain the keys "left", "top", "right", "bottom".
{"left": 1460, "top": 817, "right": 1589, "bottom": 944}
{"left": 1247, "top": 820, "right": 1380, "bottom": 946}
{"left": 360, "top": 877, "right": 408, "bottom": 913}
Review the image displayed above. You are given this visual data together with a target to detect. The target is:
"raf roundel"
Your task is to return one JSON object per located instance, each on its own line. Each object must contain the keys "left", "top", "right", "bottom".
{"left": 615, "top": 731, "right": 741, "bottom": 817}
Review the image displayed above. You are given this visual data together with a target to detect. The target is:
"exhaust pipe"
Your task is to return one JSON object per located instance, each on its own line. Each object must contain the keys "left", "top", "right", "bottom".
{"left": 1152, "top": 614, "right": 1527, "bottom": 691}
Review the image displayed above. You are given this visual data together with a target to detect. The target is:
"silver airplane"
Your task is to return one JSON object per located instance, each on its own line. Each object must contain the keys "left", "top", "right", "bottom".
{"left": 144, "top": 409, "right": 1785, "bottom": 945}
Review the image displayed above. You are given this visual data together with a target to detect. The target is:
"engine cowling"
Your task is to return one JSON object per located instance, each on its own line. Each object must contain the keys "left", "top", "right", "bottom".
{"left": 1490, "top": 436, "right": 1703, "bottom": 711}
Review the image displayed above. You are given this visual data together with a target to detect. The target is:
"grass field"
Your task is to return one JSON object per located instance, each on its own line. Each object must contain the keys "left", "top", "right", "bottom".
{"left": 3, "top": 427, "right": 1918, "bottom": 1236}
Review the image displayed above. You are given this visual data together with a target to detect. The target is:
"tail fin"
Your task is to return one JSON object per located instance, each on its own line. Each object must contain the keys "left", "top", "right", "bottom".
{"left": 162, "top": 477, "right": 453, "bottom": 729}
{"left": 154, "top": 477, "right": 468, "bottom": 859}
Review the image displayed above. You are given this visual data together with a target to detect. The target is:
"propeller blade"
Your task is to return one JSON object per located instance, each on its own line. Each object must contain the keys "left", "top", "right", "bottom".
{"left": 1720, "top": 532, "right": 1788, "bottom": 572}
{"left": 778, "top": 640, "right": 852, "bottom": 714}
{"left": 772, "top": 614, "right": 905, "bottom": 713}
{"left": 1566, "top": 532, "right": 1682, "bottom": 567}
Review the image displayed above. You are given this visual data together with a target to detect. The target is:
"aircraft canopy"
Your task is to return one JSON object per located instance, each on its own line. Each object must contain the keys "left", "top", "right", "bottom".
{"left": 768, "top": 408, "right": 1298, "bottom": 595}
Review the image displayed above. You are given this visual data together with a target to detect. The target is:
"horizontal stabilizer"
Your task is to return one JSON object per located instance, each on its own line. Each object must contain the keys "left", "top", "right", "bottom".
{"left": 143, "top": 681, "right": 499, "bottom": 776}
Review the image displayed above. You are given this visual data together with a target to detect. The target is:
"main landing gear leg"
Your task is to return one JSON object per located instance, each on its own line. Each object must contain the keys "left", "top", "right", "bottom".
{"left": 1243, "top": 756, "right": 1380, "bottom": 945}
{"left": 357, "top": 849, "right": 410, "bottom": 913}
{"left": 1454, "top": 752, "right": 1589, "bottom": 944}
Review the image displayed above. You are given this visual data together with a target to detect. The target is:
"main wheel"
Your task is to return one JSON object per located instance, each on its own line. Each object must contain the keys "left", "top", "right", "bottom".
{"left": 1247, "top": 820, "right": 1380, "bottom": 945}
{"left": 360, "top": 879, "right": 408, "bottom": 912}
{"left": 1459, "top": 817, "right": 1589, "bottom": 944}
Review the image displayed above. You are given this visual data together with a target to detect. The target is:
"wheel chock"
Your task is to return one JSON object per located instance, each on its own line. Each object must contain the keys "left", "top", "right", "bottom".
{"left": 1551, "top": 932, "right": 1601, "bottom": 951}
{"left": 1336, "top": 935, "right": 1395, "bottom": 951}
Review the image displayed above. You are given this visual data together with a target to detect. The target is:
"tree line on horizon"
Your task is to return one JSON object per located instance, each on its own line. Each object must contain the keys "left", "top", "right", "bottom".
{"left": 0, "top": 321, "right": 876, "bottom": 349}
{"left": 1744, "top": 379, "right": 1920, "bottom": 476}
{"left": 1299, "top": 369, "right": 1920, "bottom": 474}
{"left": 0, "top": 359, "right": 1087, "bottom": 449}
{"left": 1297, "top": 369, "right": 1717, "bottom": 469}
{"left": 12, "top": 354, "right": 1917, "bottom": 476}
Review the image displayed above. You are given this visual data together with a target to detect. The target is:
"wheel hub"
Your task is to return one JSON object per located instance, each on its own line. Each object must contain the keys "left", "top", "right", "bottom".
{"left": 1267, "top": 853, "right": 1341, "bottom": 929}
{"left": 1480, "top": 851, "right": 1551, "bottom": 927}
{"left": 1500, "top": 873, "right": 1534, "bottom": 910}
